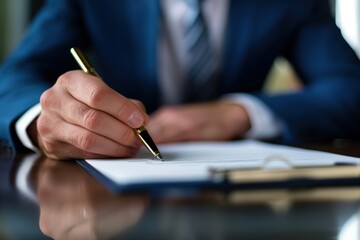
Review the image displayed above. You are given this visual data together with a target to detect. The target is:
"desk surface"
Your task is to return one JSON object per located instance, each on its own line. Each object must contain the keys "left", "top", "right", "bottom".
{"left": 0, "top": 142, "right": 359, "bottom": 240}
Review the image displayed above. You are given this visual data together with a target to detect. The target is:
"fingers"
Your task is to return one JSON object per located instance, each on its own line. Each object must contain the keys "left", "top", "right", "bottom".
{"left": 148, "top": 106, "right": 198, "bottom": 143}
{"left": 58, "top": 70, "right": 147, "bottom": 128}
{"left": 63, "top": 123, "right": 138, "bottom": 157}
{"left": 37, "top": 70, "right": 147, "bottom": 159}
{"left": 148, "top": 102, "right": 252, "bottom": 143}
{"left": 37, "top": 116, "right": 139, "bottom": 159}
{"left": 60, "top": 93, "right": 140, "bottom": 148}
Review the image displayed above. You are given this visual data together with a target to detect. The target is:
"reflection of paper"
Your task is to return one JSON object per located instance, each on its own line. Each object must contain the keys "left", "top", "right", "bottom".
{"left": 85, "top": 140, "right": 360, "bottom": 185}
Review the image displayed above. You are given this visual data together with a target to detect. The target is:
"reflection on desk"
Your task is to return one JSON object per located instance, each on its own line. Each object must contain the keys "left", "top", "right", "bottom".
{"left": 1, "top": 150, "right": 360, "bottom": 240}
{"left": 33, "top": 157, "right": 148, "bottom": 239}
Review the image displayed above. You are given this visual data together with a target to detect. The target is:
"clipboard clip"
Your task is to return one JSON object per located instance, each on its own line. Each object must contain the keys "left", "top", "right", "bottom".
{"left": 208, "top": 154, "right": 359, "bottom": 184}
{"left": 209, "top": 154, "right": 293, "bottom": 176}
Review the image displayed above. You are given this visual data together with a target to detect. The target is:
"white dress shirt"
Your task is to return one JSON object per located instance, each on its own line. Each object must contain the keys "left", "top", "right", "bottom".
{"left": 15, "top": 0, "right": 281, "bottom": 152}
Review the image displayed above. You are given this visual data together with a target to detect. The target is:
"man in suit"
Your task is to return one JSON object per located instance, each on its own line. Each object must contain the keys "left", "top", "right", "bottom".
{"left": 0, "top": 0, "right": 360, "bottom": 159}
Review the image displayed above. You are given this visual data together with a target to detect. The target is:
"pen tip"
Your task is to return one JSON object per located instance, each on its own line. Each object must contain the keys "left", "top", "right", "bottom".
{"left": 156, "top": 153, "right": 164, "bottom": 161}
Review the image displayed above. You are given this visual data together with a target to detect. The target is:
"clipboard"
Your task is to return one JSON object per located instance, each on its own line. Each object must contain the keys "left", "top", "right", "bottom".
{"left": 77, "top": 141, "right": 360, "bottom": 192}
{"left": 77, "top": 157, "right": 360, "bottom": 192}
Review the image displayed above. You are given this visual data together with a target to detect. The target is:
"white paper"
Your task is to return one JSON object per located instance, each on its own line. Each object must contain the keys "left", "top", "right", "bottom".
{"left": 85, "top": 140, "right": 360, "bottom": 185}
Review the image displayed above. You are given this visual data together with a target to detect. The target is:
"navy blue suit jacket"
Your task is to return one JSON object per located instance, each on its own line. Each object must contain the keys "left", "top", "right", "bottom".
{"left": 1, "top": 0, "right": 360, "bottom": 152}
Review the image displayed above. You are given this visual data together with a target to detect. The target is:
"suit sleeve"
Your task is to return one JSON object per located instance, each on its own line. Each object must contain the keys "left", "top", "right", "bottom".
{"left": 256, "top": 1, "right": 360, "bottom": 144}
{"left": 0, "top": 0, "right": 88, "bottom": 152}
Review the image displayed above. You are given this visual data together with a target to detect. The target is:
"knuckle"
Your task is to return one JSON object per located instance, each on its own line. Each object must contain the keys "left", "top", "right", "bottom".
{"left": 77, "top": 132, "right": 96, "bottom": 151}
{"left": 57, "top": 71, "right": 73, "bottom": 91}
{"left": 83, "top": 109, "right": 101, "bottom": 130}
{"left": 43, "top": 142, "right": 57, "bottom": 155}
{"left": 88, "top": 86, "right": 106, "bottom": 108}
{"left": 58, "top": 71, "right": 72, "bottom": 84}
{"left": 39, "top": 220, "right": 51, "bottom": 236}
{"left": 39, "top": 89, "right": 53, "bottom": 109}
{"left": 37, "top": 115, "right": 50, "bottom": 136}
{"left": 39, "top": 138, "right": 59, "bottom": 159}
{"left": 116, "top": 101, "right": 129, "bottom": 119}
{"left": 58, "top": 70, "right": 86, "bottom": 94}
{"left": 117, "top": 127, "right": 135, "bottom": 144}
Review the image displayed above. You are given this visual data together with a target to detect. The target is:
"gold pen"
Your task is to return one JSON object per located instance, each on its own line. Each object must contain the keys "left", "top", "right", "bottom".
{"left": 70, "top": 47, "right": 163, "bottom": 160}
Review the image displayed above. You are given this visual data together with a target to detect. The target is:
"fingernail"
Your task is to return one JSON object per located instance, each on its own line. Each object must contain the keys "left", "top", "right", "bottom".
{"left": 128, "top": 112, "right": 143, "bottom": 128}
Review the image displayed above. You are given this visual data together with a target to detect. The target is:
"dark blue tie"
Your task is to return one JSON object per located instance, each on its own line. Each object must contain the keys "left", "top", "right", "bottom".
{"left": 183, "top": 0, "right": 218, "bottom": 102}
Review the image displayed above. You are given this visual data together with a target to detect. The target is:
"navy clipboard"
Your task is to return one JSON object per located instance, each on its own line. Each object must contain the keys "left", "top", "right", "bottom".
{"left": 77, "top": 159, "right": 360, "bottom": 193}
{"left": 76, "top": 140, "right": 360, "bottom": 193}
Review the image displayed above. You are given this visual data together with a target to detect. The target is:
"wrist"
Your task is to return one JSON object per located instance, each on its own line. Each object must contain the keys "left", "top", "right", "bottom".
{"left": 223, "top": 101, "right": 251, "bottom": 139}
{"left": 221, "top": 94, "right": 282, "bottom": 140}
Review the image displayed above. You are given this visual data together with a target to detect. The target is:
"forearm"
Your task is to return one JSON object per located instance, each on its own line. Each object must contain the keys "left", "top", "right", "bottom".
{"left": 256, "top": 80, "right": 360, "bottom": 144}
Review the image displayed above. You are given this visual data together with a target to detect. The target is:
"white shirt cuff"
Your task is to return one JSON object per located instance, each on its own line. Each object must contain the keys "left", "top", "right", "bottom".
{"left": 222, "top": 94, "right": 282, "bottom": 139}
{"left": 15, "top": 104, "right": 41, "bottom": 153}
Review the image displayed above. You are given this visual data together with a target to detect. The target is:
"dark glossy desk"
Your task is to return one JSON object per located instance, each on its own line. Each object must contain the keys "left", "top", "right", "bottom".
{"left": 0, "top": 143, "right": 359, "bottom": 240}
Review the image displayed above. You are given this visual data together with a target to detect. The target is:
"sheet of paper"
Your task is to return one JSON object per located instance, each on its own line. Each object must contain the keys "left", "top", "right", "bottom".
{"left": 85, "top": 140, "right": 360, "bottom": 185}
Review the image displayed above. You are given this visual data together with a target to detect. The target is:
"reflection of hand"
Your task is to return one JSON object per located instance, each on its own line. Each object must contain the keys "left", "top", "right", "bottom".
{"left": 32, "top": 70, "right": 147, "bottom": 159}
{"left": 147, "top": 101, "right": 251, "bottom": 144}
{"left": 35, "top": 158, "right": 148, "bottom": 240}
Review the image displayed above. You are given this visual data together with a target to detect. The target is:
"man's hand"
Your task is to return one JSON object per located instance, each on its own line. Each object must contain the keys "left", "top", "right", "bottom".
{"left": 147, "top": 101, "right": 251, "bottom": 144}
{"left": 33, "top": 70, "right": 147, "bottom": 160}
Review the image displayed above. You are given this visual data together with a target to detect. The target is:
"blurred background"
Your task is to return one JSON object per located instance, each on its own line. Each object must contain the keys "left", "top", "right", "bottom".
{"left": 0, "top": 0, "right": 359, "bottom": 92}
{"left": 0, "top": 0, "right": 45, "bottom": 62}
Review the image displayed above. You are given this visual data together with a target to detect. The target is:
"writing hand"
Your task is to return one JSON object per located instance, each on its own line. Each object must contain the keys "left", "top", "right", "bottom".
{"left": 147, "top": 101, "right": 251, "bottom": 143}
{"left": 32, "top": 70, "right": 147, "bottom": 159}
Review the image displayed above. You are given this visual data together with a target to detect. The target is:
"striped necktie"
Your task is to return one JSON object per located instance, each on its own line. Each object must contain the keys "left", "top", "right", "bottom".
{"left": 183, "top": 0, "right": 218, "bottom": 102}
